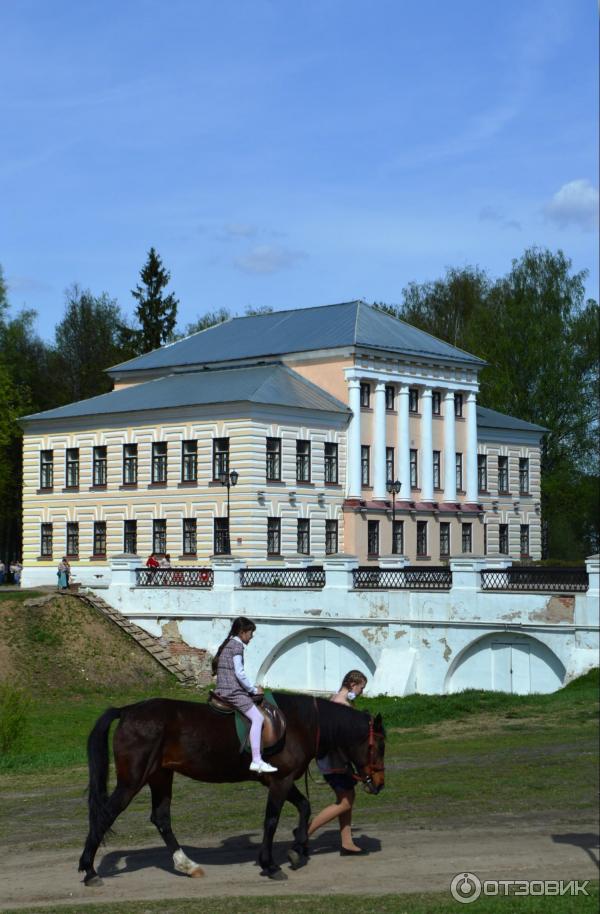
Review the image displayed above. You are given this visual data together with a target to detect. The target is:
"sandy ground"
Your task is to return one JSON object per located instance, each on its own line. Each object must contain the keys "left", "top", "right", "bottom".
{"left": 1, "top": 820, "right": 598, "bottom": 910}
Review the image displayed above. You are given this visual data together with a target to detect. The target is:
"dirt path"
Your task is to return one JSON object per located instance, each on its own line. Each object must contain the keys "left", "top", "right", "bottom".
{"left": 1, "top": 820, "right": 598, "bottom": 910}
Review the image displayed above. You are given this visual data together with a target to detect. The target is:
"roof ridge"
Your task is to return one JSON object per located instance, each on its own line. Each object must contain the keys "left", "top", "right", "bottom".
{"left": 370, "top": 303, "right": 484, "bottom": 363}
{"left": 228, "top": 300, "right": 362, "bottom": 322}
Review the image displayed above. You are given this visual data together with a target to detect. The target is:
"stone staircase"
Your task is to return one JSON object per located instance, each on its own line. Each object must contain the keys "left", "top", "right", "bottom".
{"left": 76, "top": 589, "right": 201, "bottom": 687}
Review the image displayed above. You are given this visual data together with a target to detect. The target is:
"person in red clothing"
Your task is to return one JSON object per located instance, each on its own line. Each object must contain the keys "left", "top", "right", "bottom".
{"left": 146, "top": 553, "right": 160, "bottom": 568}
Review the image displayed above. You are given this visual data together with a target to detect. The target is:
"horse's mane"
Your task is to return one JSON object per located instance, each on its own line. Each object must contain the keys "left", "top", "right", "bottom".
{"left": 273, "top": 691, "right": 370, "bottom": 757}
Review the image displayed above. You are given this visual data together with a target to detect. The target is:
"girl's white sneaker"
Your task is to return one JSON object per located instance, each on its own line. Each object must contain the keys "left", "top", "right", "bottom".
{"left": 249, "top": 760, "right": 278, "bottom": 774}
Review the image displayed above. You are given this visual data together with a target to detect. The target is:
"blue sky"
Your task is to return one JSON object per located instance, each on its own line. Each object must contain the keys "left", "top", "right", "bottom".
{"left": 1, "top": 0, "right": 598, "bottom": 340}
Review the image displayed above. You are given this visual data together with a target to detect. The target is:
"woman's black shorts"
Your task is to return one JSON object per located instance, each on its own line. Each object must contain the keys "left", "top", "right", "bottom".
{"left": 324, "top": 771, "right": 355, "bottom": 792}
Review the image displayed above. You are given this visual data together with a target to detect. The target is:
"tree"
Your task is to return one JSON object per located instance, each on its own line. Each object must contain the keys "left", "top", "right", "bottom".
{"left": 131, "top": 248, "right": 179, "bottom": 353}
{"left": 54, "top": 285, "right": 132, "bottom": 403}
{"left": 185, "top": 307, "right": 232, "bottom": 336}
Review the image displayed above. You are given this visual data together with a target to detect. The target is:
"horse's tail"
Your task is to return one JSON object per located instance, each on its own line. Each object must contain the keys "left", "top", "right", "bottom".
{"left": 85, "top": 706, "right": 121, "bottom": 847}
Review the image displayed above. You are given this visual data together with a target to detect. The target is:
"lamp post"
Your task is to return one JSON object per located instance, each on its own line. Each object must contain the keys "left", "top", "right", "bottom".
{"left": 387, "top": 478, "right": 401, "bottom": 553}
{"left": 219, "top": 469, "right": 239, "bottom": 554}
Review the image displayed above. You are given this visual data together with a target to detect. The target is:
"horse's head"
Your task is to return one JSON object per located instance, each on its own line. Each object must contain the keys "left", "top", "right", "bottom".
{"left": 352, "top": 712, "right": 385, "bottom": 795}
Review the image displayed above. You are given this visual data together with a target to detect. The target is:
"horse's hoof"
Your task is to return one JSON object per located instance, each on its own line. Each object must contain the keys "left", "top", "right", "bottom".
{"left": 287, "top": 848, "right": 308, "bottom": 870}
{"left": 261, "top": 866, "right": 288, "bottom": 881}
{"left": 84, "top": 874, "right": 103, "bottom": 887}
{"left": 188, "top": 866, "right": 205, "bottom": 878}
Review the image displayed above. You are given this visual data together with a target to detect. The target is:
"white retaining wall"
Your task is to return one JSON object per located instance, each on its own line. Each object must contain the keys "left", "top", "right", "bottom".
{"left": 82, "top": 555, "right": 600, "bottom": 697}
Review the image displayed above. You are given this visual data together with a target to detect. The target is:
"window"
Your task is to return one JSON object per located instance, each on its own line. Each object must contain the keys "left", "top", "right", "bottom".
{"left": 456, "top": 452, "right": 463, "bottom": 491}
{"left": 266, "top": 438, "right": 281, "bottom": 481}
{"left": 296, "top": 440, "right": 311, "bottom": 483}
{"left": 267, "top": 517, "right": 281, "bottom": 556}
{"left": 499, "top": 523, "right": 509, "bottom": 554}
{"left": 93, "top": 446, "right": 107, "bottom": 486}
{"left": 297, "top": 518, "right": 310, "bottom": 555}
{"left": 152, "top": 442, "right": 167, "bottom": 483}
{"left": 454, "top": 393, "right": 463, "bottom": 417}
{"left": 409, "top": 388, "right": 419, "bottom": 413}
{"left": 361, "top": 445, "right": 370, "bottom": 486}
{"left": 66, "top": 521, "right": 79, "bottom": 557}
{"left": 213, "top": 438, "right": 229, "bottom": 480}
{"left": 324, "top": 443, "right": 338, "bottom": 484}
{"left": 392, "top": 519, "right": 404, "bottom": 555}
{"left": 385, "top": 385, "right": 395, "bottom": 410}
{"left": 183, "top": 518, "right": 197, "bottom": 555}
{"left": 519, "top": 458, "right": 530, "bottom": 495}
{"left": 40, "top": 450, "right": 53, "bottom": 488}
{"left": 123, "top": 444, "right": 138, "bottom": 485}
{"left": 124, "top": 520, "right": 137, "bottom": 555}
{"left": 386, "top": 447, "right": 394, "bottom": 484}
{"left": 367, "top": 520, "right": 379, "bottom": 556}
{"left": 153, "top": 519, "right": 167, "bottom": 554}
{"left": 181, "top": 440, "right": 197, "bottom": 482}
{"left": 520, "top": 524, "right": 530, "bottom": 557}
{"left": 416, "top": 520, "right": 427, "bottom": 556}
{"left": 498, "top": 456, "right": 509, "bottom": 494}
{"left": 440, "top": 522, "right": 450, "bottom": 557}
{"left": 432, "top": 391, "right": 441, "bottom": 415}
{"left": 214, "top": 518, "right": 230, "bottom": 555}
{"left": 325, "top": 519, "right": 338, "bottom": 555}
{"left": 360, "top": 382, "right": 370, "bottom": 407}
{"left": 478, "top": 454, "right": 487, "bottom": 492}
{"left": 93, "top": 521, "right": 106, "bottom": 556}
{"left": 433, "top": 450, "right": 441, "bottom": 489}
{"left": 462, "top": 522, "right": 472, "bottom": 554}
{"left": 410, "top": 449, "right": 418, "bottom": 488}
{"left": 66, "top": 448, "right": 79, "bottom": 487}
{"left": 41, "top": 523, "right": 53, "bottom": 557}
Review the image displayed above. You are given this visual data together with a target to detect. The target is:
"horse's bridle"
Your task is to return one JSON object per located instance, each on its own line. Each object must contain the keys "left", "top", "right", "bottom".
{"left": 352, "top": 716, "right": 385, "bottom": 790}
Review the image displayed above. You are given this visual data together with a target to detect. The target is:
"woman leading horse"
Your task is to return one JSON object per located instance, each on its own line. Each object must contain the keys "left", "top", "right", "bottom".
{"left": 78, "top": 691, "right": 385, "bottom": 884}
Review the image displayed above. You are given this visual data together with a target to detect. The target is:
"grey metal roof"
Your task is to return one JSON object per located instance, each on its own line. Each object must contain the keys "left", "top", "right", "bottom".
{"left": 109, "top": 300, "right": 485, "bottom": 375}
{"left": 477, "top": 405, "right": 548, "bottom": 433}
{"left": 21, "top": 364, "right": 350, "bottom": 423}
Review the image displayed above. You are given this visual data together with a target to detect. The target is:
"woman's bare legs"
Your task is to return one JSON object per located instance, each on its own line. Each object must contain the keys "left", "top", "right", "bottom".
{"left": 307, "top": 788, "right": 362, "bottom": 851}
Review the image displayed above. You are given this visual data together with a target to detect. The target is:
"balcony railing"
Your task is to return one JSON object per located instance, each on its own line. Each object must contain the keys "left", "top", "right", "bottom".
{"left": 135, "top": 567, "right": 214, "bottom": 587}
{"left": 480, "top": 566, "right": 588, "bottom": 593}
{"left": 353, "top": 566, "right": 452, "bottom": 590}
{"left": 240, "top": 566, "right": 325, "bottom": 589}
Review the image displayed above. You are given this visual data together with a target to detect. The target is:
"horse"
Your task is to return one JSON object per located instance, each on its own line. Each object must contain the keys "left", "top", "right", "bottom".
{"left": 78, "top": 691, "right": 385, "bottom": 884}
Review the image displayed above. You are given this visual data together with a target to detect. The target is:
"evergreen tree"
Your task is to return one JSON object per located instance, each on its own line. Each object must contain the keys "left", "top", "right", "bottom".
{"left": 131, "top": 247, "right": 179, "bottom": 353}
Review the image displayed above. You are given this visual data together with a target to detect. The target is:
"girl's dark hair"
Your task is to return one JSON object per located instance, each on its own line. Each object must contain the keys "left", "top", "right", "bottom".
{"left": 341, "top": 669, "right": 368, "bottom": 690}
{"left": 211, "top": 616, "right": 256, "bottom": 675}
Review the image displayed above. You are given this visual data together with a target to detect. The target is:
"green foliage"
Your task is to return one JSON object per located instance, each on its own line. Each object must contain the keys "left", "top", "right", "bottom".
{"left": 130, "top": 246, "right": 179, "bottom": 352}
{"left": 185, "top": 306, "right": 232, "bottom": 335}
{"left": 0, "top": 683, "right": 30, "bottom": 753}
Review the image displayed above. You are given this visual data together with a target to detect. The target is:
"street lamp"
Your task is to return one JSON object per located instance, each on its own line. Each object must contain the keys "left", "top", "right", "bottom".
{"left": 219, "top": 469, "right": 239, "bottom": 553}
{"left": 387, "top": 479, "right": 401, "bottom": 553}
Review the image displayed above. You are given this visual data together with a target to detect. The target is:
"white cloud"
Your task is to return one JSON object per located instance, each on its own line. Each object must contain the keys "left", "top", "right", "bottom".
{"left": 544, "top": 179, "right": 599, "bottom": 232}
{"left": 234, "top": 245, "right": 307, "bottom": 275}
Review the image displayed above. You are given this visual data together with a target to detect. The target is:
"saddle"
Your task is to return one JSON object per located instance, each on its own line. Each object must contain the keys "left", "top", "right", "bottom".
{"left": 208, "top": 690, "right": 286, "bottom": 758}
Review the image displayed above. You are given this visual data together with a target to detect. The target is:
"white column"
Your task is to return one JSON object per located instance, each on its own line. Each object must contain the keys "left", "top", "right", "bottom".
{"left": 443, "top": 390, "right": 456, "bottom": 502}
{"left": 466, "top": 390, "right": 478, "bottom": 502}
{"left": 347, "top": 378, "right": 362, "bottom": 498}
{"left": 420, "top": 387, "right": 433, "bottom": 501}
{"left": 374, "top": 380, "right": 387, "bottom": 499}
{"left": 398, "top": 385, "right": 411, "bottom": 500}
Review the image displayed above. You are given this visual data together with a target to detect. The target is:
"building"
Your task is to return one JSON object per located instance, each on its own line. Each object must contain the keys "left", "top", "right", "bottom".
{"left": 20, "top": 301, "right": 545, "bottom": 586}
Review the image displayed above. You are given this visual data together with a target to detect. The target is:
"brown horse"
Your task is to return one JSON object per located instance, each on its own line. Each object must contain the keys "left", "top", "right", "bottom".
{"left": 78, "top": 691, "right": 385, "bottom": 884}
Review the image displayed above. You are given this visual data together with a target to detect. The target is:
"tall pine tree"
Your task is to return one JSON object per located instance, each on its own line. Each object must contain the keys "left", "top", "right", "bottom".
{"left": 131, "top": 247, "right": 179, "bottom": 353}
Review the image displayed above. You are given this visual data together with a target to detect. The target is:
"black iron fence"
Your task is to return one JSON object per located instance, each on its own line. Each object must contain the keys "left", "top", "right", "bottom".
{"left": 480, "top": 566, "right": 588, "bottom": 593}
{"left": 353, "top": 566, "right": 452, "bottom": 590}
{"left": 135, "top": 567, "right": 214, "bottom": 587}
{"left": 240, "top": 566, "right": 325, "bottom": 589}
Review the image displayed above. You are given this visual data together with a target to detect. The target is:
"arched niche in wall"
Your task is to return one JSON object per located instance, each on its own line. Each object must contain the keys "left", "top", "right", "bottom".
{"left": 444, "top": 631, "right": 566, "bottom": 695}
{"left": 259, "top": 626, "right": 376, "bottom": 694}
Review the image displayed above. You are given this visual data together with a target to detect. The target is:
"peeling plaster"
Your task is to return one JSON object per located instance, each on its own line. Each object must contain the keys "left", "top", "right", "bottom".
{"left": 368, "top": 601, "right": 389, "bottom": 619}
{"left": 530, "top": 596, "right": 575, "bottom": 624}
{"left": 500, "top": 611, "right": 521, "bottom": 621}
{"left": 422, "top": 638, "right": 430, "bottom": 647}
{"left": 161, "top": 619, "right": 183, "bottom": 642}
{"left": 394, "top": 629, "right": 407, "bottom": 639}
{"left": 361, "top": 626, "right": 387, "bottom": 645}
{"left": 439, "top": 637, "right": 452, "bottom": 662}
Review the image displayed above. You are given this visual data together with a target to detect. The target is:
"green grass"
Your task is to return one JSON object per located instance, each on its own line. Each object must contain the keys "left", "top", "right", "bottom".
{"left": 0, "top": 587, "right": 46, "bottom": 602}
{"left": 2, "top": 886, "right": 598, "bottom": 914}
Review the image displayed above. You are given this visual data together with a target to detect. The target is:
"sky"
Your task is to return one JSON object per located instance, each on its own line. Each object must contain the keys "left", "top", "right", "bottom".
{"left": 0, "top": 0, "right": 598, "bottom": 341}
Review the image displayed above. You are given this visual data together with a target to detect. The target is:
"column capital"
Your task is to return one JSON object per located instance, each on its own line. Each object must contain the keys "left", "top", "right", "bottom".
{"left": 421, "top": 386, "right": 433, "bottom": 397}
{"left": 444, "top": 389, "right": 455, "bottom": 400}
{"left": 347, "top": 376, "right": 361, "bottom": 389}
{"left": 375, "top": 379, "right": 387, "bottom": 392}
{"left": 466, "top": 390, "right": 477, "bottom": 403}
